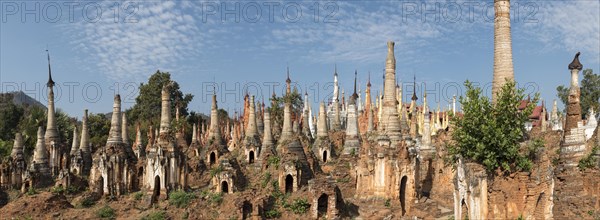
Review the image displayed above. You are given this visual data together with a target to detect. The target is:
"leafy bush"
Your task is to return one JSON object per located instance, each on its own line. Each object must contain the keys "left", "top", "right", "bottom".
{"left": 578, "top": 146, "right": 599, "bottom": 171}
{"left": 267, "top": 156, "right": 280, "bottom": 169}
{"left": 26, "top": 187, "right": 37, "bottom": 195}
{"left": 96, "top": 205, "right": 116, "bottom": 219}
{"left": 284, "top": 198, "right": 310, "bottom": 214}
{"left": 448, "top": 81, "right": 539, "bottom": 173}
{"left": 526, "top": 138, "right": 545, "bottom": 161}
{"left": 337, "top": 177, "right": 350, "bottom": 183}
{"left": 199, "top": 190, "right": 209, "bottom": 198}
{"left": 168, "top": 190, "right": 196, "bottom": 208}
{"left": 271, "top": 181, "right": 283, "bottom": 199}
{"left": 264, "top": 208, "right": 282, "bottom": 219}
{"left": 261, "top": 172, "right": 271, "bottom": 188}
{"left": 208, "top": 192, "right": 223, "bottom": 205}
{"left": 210, "top": 165, "right": 224, "bottom": 177}
{"left": 66, "top": 186, "right": 81, "bottom": 194}
{"left": 142, "top": 211, "right": 166, "bottom": 220}
{"left": 384, "top": 199, "right": 391, "bottom": 208}
{"left": 134, "top": 191, "right": 144, "bottom": 201}
{"left": 81, "top": 198, "right": 96, "bottom": 208}
{"left": 51, "top": 186, "right": 65, "bottom": 194}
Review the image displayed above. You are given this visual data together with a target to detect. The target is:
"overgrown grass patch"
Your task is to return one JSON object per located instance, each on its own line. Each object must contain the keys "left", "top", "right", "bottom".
{"left": 168, "top": 190, "right": 196, "bottom": 208}
{"left": 142, "top": 210, "right": 166, "bottom": 220}
{"left": 96, "top": 205, "right": 115, "bottom": 219}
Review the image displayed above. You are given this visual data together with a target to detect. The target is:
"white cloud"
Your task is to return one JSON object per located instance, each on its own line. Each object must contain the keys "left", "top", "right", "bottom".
{"left": 62, "top": 0, "right": 599, "bottom": 81}
{"left": 64, "top": 1, "right": 210, "bottom": 81}
{"left": 520, "top": 1, "right": 600, "bottom": 62}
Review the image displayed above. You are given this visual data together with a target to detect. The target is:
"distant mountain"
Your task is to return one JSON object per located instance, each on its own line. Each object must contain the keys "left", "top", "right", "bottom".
{"left": 1, "top": 91, "right": 46, "bottom": 109}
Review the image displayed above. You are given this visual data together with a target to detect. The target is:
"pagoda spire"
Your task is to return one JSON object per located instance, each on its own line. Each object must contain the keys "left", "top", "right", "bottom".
{"left": 411, "top": 75, "right": 418, "bottom": 101}
{"left": 286, "top": 67, "right": 291, "bottom": 95}
{"left": 350, "top": 70, "right": 358, "bottom": 103}
{"left": 46, "top": 50, "right": 55, "bottom": 87}
{"left": 380, "top": 41, "right": 402, "bottom": 142}
{"left": 209, "top": 89, "right": 222, "bottom": 143}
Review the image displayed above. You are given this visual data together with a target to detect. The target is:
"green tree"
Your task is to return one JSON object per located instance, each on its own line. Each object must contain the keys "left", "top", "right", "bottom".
{"left": 217, "top": 109, "right": 231, "bottom": 129}
{"left": 0, "top": 139, "right": 11, "bottom": 159}
{"left": 87, "top": 112, "right": 110, "bottom": 152}
{"left": 55, "top": 109, "right": 76, "bottom": 149}
{"left": 268, "top": 88, "right": 303, "bottom": 139}
{"left": 449, "top": 80, "right": 539, "bottom": 173}
{"left": 17, "top": 105, "right": 46, "bottom": 158}
{"left": 0, "top": 94, "right": 24, "bottom": 141}
{"left": 556, "top": 69, "right": 600, "bottom": 119}
{"left": 126, "top": 71, "right": 193, "bottom": 145}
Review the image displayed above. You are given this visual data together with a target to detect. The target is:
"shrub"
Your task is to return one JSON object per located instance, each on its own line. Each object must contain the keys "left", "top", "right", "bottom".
{"left": 526, "top": 138, "right": 545, "bottom": 161}
{"left": 261, "top": 172, "right": 272, "bottom": 188}
{"left": 337, "top": 177, "right": 350, "bottom": 183}
{"left": 284, "top": 198, "right": 310, "bottom": 214}
{"left": 264, "top": 208, "right": 282, "bottom": 219}
{"left": 26, "top": 187, "right": 37, "bottom": 195}
{"left": 267, "top": 156, "right": 280, "bottom": 169}
{"left": 134, "top": 191, "right": 144, "bottom": 201}
{"left": 578, "top": 146, "right": 599, "bottom": 171}
{"left": 271, "top": 181, "right": 283, "bottom": 199}
{"left": 81, "top": 198, "right": 96, "bottom": 208}
{"left": 66, "top": 186, "right": 80, "bottom": 194}
{"left": 142, "top": 211, "right": 166, "bottom": 220}
{"left": 384, "top": 199, "right": 391, "bottom": 208}
{"left": 96, "top": 205, "right": 116, "bottom": 219}
{"left": 169, "top": 190, "right": 196, "bottom": 208}
{"left": 51, "top": 186, "right": 65, "bottom": 194}
{"left": 210, "top": 165, "right": 224, "bottom": 177}
{"left": 208, "top": 192, "right": 223, "bottom": 205}
{"left": 448, "top": 80, "right": 539, "bottom": 173}
{"left": 199, "top": 190, "right": 209, "bottom": 198}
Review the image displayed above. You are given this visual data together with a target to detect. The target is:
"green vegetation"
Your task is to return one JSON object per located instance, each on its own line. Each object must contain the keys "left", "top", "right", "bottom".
{"left": 134, "top": 191, "right": 144, "bottom": 200}
{"left": 142, "top": 210, "right": 167, "bottom": 220}
{"left": 210, "top": 165, "right": 224, "bottom": 177}
{"left": 26, "top": 187, "right": 37, "bottom": 196}
{"left": 51, "top": 186, "right": 65, "bottom": 194}
{"left": 557, "top": 69, "right": 599, "bottom": 119}
{"left": 449, "top": 81, "right": 539, "bottom": 173}
{"left": 337, "top": 177, "right": 350, "bottom": 183}
{"left": 267, "top": 156, "right": 281, "bottom": 169}
{"left": 0, "top": 93, "right": 75, "bottom": 160}
{"left": 127, "top": 71, "right": 194, "bottom": 142}
{"left": 96, "top": 205, "right": 116, "bottom": 219}
{"left": 526, "top": 139, "right": 545, "bottom": 162}
{"left": 208, "top": 192, "right": 223, "bottom": 205}
{"left": 87, "top": 112, "right": 111, "bottom": 149}
{"left": 168, "top": 190, "right": 196, "bottom": 208}
{"left": 197, "top": 189, "right": 223, "bottom": 205}
{"left": 578, "top": 145, "right": 599, "bottom": 171}
{"left": 80, "top": 198, "right": 96, "bottom": 208}
{"left": 283, "top": 198, "right": 310, "bottom": 214}
{"left": 261, "top": 172, "right": 272, "bottom": 188}
{"left": 268, "top": 87, "right": 303, "bottom": 137}
{"left": 265, "top": 208, "right": 282, "bottom": 219}
{"left": 384, "top": 199, "right": 391, "bottom": 208}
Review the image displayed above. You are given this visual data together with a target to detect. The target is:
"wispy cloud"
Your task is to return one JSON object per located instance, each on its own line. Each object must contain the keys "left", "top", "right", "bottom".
{"left": 61, "top": 0, "right": 599, "bottom": 81}
{"left": 520, "top": 1, "right": 600, "bottom": 62}
{"left": 64, "top": 1, "right": 209, "bottom": 81}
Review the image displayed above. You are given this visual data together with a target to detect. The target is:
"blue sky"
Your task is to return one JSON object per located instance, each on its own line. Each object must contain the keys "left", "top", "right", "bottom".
{"left": 1, "top": 0, "right": 599, "bottom": 118}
